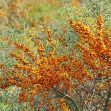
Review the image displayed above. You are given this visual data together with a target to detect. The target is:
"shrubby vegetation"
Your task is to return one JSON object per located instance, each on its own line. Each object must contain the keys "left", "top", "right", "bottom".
{"left": 0, "top": 0, "right": 111, "bottom": 111}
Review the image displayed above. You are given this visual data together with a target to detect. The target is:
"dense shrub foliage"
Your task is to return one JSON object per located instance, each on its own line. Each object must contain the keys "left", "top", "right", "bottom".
{"left": 0, "top": 0, "right": 111, "bottom": 111}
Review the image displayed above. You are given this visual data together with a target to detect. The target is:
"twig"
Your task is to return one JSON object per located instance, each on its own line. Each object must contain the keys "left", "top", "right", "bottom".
{"left": 75, "top": 88, "right": 90, "bottom": 111}
{"left": 103, "top": 89, "right": 111, "bottom": 111}
{"left": 52, "top": 87, "right": 80, "bottom": 111}
{"left": 89, "top": 75, "right": 96, "bottom": 110}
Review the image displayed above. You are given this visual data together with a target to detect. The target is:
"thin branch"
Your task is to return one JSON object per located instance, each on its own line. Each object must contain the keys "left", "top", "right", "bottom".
{"left": 88, "top": 75, "right": 96, "bottom": 110}
{"left": 104, "top": 89, "right": 111, "bottom": 111}
{"left": 75, "top": 88, "right": 90, "bottom": 111}
{"left": 52, "top": 87, "right": 80, "bottom": 111}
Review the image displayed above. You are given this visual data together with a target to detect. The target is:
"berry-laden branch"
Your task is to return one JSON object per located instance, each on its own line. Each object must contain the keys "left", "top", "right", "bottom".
{"left": 0, "top": 15, "right": 111, "bottom": 110}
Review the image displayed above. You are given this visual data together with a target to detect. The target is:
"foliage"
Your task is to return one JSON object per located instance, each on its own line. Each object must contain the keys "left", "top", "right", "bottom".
{"left": 0, "top": 0, "right": 60, "bottom": 30}
{"left": 0, "top": 0, "right": 111, "bottom": 111}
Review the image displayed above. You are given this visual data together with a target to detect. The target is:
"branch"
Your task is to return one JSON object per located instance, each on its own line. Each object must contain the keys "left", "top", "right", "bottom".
{"left": 104, "top": 89, "right": 111, "bottom": 111}
{"left": 89, "top": 75, "right": 96, "bottom": 110}
{"left": 75, "top": 88, "right": 90, "bottom": 111}
{"left": 52, "top": 87, "right": 80, "bottom": 111}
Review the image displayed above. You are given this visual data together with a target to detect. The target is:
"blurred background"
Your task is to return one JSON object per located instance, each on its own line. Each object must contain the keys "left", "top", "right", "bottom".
{"left": 0, "top": 0, "right": 82, "bottom": 30}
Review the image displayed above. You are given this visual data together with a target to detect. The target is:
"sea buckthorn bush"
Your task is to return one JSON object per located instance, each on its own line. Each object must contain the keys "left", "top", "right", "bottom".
{"left": 0, "top": 0, "right": 111, "bottom": 111}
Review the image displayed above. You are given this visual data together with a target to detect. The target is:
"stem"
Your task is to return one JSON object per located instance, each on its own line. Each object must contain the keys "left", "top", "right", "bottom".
{"left": 53, "top": 87, "right": 80, "bottom": 111}
{"left": 89, "top": 75, "right": 96, "bottom": 110}
{"left": 75, "top": 88, "right": 90, "bottom": 111}
{"left": 65, "top": 95, "right": 80, "bottom": 111}
{"left": 104, "top": 89, "right": 111, "bottom": 111}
